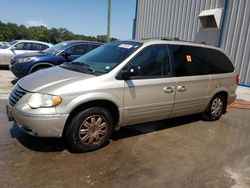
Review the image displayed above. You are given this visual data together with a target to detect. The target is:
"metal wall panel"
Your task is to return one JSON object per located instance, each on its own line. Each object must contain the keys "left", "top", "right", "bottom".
{"left": 134, "top": 0, "right": 250, "bottom": 84}
{"left": 221, "top": 0, "right": 250, "bottom": 84}
{"left": 134, "top": 0, "right": 221, "bottom": 41}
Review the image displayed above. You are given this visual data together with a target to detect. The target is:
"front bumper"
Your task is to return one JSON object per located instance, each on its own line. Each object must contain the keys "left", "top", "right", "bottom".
{"left": 9, "top": 63, "right": 26, "bottom": 78}
{"left": 6, "top": 104, "right": 69, "bottom": 138}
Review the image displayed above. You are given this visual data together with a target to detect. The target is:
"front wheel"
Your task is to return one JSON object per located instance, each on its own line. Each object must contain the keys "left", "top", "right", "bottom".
{"left": 202, "top": 95, "right": 226, "bottom": 121}
{"left": 66, "top": 107, "right": 113, "bottom": 152}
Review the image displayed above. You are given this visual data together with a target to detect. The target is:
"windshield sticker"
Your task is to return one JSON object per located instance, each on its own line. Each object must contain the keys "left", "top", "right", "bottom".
{"left": 105, "top": 66, "right": 111, "bottom": 70}
{"left": 118, "top": 44, "right": 133, "bottom": 49}
{"left": 186, "top": 55, "right": 192, "bottom": 63}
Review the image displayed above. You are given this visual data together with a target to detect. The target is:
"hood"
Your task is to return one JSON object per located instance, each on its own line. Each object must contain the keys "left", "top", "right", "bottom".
{"left": 18, "top": 66, "right": 95, "bottom": 94}
{"left": 13, "top": 51, "right": 51, "bottom": 59}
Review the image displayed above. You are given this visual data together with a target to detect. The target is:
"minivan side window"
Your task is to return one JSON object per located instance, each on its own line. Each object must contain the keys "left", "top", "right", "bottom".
{"left": 170, "top": 45, "right": 234, "bottom": 77}
{"left": 203, "top": 48, "right": 234, "bottom": 74}
{"left": 129, "top": 45, "right": 171, "bottom": 78}
{"left": 170, "top": 45, "right": 212, "bottom": 76}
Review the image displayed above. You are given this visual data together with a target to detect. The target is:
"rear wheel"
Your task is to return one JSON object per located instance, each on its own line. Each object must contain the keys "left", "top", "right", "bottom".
{"left": 66, "top": 107, "right": 113, "bottom": 152}
{"left": 202, "top": 95, "right": 226, "bottom": 121}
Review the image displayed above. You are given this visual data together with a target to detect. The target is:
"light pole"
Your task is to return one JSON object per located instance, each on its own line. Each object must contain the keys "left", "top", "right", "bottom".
{"left": 107, "top": 0, "right": 111, "bottom": 43}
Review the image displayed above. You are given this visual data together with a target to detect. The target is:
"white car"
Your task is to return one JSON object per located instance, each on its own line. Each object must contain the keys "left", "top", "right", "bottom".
{"left": 0, "top": 41, "right": 9, "bottom": 47}
{"left": 0, "top": 40, "right": 52, "bottom": 65}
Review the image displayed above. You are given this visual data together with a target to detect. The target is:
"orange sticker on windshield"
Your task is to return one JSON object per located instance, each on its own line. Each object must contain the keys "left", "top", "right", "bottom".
{"left": 186, "top": 55, "right": 192, "bottom": 62}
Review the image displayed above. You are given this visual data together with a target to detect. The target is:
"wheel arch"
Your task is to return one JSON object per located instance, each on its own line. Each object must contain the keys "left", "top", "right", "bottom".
{"left": 29, "top": 62, "right": 54, "bottom": 73}
{"left": 212, "top": 91, "right": 228, "bottom": 114}
{"left": 63, "top": 99, "right": 120, "bottom": 136}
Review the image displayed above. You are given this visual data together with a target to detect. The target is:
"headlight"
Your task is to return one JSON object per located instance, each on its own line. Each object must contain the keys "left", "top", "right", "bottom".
{"left": 16, "top": 57, "right": 36, "bottom": 63}
{"left": 28, "top": 93, "right": 62, "bottom": 108}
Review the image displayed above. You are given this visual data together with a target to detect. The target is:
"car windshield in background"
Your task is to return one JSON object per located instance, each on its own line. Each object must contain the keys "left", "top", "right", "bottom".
{"left": 0, "top": 40, "right": 17, "bottom": 49}
{"left": 61, "top": 41, "right": 142, "bottom": 74}
{"left": 42, "top": 42, "right": 69, "bottom": 54}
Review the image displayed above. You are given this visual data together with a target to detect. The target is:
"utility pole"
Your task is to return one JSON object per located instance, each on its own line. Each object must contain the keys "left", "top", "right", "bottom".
{"left": 107, "top": 0, "right": 111, "bottom": 43}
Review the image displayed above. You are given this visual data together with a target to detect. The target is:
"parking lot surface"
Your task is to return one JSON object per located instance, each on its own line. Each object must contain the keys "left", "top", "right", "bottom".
{"left": 0, "top": 70, "right": 250, "bottom": 188}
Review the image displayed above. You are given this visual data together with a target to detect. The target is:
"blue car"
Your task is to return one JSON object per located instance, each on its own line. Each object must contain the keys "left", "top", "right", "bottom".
{"left": 10, "top": 40, "right": 102, "bottom": 78}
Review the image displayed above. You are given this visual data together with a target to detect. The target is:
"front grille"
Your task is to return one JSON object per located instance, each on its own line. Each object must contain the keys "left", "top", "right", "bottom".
{"left": 8, "top": 85, "right": 27, "bottom": 107}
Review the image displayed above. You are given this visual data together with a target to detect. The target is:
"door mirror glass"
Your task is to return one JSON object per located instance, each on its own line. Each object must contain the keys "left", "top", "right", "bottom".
{"left": 121, "top": 65, "right": 140, "bottom": 79}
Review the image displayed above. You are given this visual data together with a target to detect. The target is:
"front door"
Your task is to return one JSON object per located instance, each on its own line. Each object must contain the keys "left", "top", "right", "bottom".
{"left": 122, "top": 44, "right": 176, "bottom": 125}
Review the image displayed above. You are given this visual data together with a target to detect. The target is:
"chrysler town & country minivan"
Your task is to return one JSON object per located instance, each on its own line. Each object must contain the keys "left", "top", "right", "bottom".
{"left": 6, "top": 40, "right": 238, "bottom": 152}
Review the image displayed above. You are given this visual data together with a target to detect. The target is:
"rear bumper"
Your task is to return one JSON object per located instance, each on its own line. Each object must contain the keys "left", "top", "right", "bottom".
{"left": 6, "top": 104, "right": 69, "bottom": 137}
{"left": 228, "top": 93, "right": 237, "bottom": 105}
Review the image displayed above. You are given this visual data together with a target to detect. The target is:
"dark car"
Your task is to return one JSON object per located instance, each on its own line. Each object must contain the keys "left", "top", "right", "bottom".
{"left": 9, "top": 40, "right": 102, "bottom": 78}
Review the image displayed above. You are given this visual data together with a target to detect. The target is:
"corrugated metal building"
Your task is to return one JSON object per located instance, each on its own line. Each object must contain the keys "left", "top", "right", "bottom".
{"left": 133, "top": 0, "right": 250, "bottom": 85}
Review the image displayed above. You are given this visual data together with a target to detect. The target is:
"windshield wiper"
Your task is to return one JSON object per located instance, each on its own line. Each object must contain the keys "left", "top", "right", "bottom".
{"left": 68, "top": 61, "right": 95, "bottom": 73}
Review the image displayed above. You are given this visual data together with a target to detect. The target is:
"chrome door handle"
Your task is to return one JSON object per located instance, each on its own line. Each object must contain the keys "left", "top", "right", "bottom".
{"left": 177, "top": 85, "right": 187, "bottom": 92}
{"left": 163, "top": 86, "right": 174, "bottom": 93}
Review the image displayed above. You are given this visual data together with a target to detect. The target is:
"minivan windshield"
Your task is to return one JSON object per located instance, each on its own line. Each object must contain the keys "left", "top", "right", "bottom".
{"left": 42, "top": 41, "right": 69, "bottom": 54}
{"left": 61, "top": 41, "right": 142, "bottom": 74}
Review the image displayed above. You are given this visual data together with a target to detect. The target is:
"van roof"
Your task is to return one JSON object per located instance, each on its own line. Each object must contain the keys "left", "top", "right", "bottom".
{"left": 125, "top": 38, "right": 225, "bottom": 54}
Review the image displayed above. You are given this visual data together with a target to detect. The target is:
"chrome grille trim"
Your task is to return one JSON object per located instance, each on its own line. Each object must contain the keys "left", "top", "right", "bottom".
{"left": 8, "top": 85, "right": 27, "bottom": 107}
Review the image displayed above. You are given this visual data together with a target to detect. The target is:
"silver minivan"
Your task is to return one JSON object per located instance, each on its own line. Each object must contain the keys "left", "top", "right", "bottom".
{"left": 6, "top": 40, "right": 238, "bottom": 152}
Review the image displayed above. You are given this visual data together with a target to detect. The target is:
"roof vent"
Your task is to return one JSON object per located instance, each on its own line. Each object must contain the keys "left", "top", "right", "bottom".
{"left": 199, "top": 8, "right": 223, "bottom": 29}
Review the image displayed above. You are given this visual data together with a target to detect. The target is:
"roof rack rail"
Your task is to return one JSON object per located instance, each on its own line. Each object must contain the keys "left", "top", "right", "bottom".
{"left": 162, "top": 38, "right": 173, "bottom": 41}
{"left": 141, "top": 37, "right": 165, "bottom": 40}
{"left": 141, "top": 37, "right": 207, "bottom": 45}
{"left": 142, "top": 37, "right": 179, "bottom": 41}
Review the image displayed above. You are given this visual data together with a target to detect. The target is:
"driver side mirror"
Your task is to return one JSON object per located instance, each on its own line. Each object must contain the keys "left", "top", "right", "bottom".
{"left": 120, "top": 65, "right": 140, "bottom": 79}
{"left": 11, "top": 46, "right": 16, "bottom": 51}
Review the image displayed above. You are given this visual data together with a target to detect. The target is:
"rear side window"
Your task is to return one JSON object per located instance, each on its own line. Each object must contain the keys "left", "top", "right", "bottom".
{"left": 170, "top": 45, "right": 234, "bottom": 76}
{"left": 32, "top": 43, "right": 49, "bottom": 50}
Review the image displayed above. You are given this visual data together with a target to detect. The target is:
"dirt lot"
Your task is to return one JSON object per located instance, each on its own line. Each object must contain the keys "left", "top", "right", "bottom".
{"left": 0, "top": 70, "right": 250, "bottom": 188}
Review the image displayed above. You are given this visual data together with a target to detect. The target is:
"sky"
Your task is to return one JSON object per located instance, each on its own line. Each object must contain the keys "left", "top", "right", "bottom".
{"left": 0, "top": 0, "right": 136, "bottom": 39}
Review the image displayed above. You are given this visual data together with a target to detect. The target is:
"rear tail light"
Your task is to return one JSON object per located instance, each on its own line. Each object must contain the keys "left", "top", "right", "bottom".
{"left": 236, "top": 74, "right": 240, "bottom": 85}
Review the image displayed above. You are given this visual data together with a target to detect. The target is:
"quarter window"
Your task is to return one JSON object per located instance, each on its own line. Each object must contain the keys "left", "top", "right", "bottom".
{"left": 129, "top": 45, "right": 171, "bottom": 78}
{"left": 203, "top": 48, "right": 234, "bottom": 74}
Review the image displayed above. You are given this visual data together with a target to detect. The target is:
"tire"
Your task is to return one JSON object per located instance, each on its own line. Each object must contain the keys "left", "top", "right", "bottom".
{"left": 66, "top": 107, "right": 113, "bottom": 152}
{"left": 202, "top": 95, "right": 226, "bottom": 121}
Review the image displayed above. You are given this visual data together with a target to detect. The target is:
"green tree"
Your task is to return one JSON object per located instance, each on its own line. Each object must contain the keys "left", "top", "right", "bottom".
{"left": 0, "top": 20, "right": 117, "bottom": 43}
